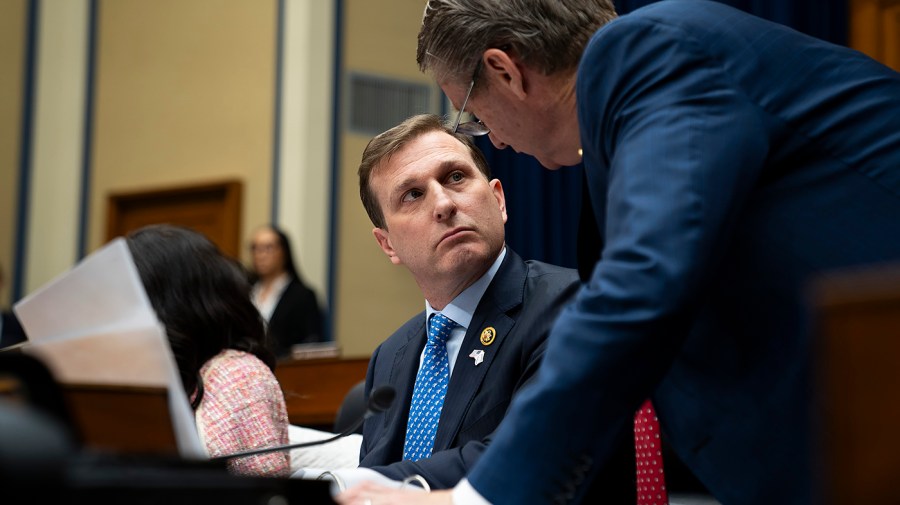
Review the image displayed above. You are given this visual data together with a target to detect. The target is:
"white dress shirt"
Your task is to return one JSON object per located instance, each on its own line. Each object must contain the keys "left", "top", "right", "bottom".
{"left": 250, "top": 272, "right": 290, "bottom": 322}
{"left": 422, "top": 246, "right": 506, "bottom": 377}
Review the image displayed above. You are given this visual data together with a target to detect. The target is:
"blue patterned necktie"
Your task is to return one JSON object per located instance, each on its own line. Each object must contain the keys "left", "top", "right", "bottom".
{"left": 403, "top": 312, "right": 458, "bottom": 461}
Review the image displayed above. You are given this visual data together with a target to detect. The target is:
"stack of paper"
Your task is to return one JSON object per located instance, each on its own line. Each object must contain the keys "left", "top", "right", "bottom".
{"left": 13, "top": 238, "right": 207, "bottom": 460}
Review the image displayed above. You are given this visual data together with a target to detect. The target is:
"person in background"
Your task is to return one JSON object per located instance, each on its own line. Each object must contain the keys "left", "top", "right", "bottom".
{"left": 337, "top": 0, "right": 900, "bottom": 504}
{"left": 0, "top": 264, "right": 27, "bottom": 349}
{"left": 126, "top": 224, "right": 291, "bottom": 477}
{"left": 249, "top": 225, "right": 325, "bottom": 358}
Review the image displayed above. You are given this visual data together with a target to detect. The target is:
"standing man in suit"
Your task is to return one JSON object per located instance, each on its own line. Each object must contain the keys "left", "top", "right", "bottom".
{"left": 337, "top": 1, "right": 900, "bottom": 504}
{"left": 319, "top": 113, "right": 585, "bottom": 491}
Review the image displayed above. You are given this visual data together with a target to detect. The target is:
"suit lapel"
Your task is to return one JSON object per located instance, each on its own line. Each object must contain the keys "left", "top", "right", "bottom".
{"left": 432, "top": 251, "right": 526, "bottom": 451}
{"left": 382, "top": 317, "right": 427, "bottom": 460}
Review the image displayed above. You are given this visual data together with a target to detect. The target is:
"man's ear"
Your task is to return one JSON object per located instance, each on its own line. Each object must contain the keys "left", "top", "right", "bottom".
{"left": 373, "top": 227, "right": 403, "bottom": 265}
{"left": 482, "top": 48, "right": 527, "bottom": 100}
{"left": 490, "top": 178, "right": 508, "bottom": 224}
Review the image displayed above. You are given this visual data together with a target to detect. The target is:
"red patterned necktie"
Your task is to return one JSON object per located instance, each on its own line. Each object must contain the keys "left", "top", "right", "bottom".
{"left": 635, "top": 399, "right": 669, "bottom": 505}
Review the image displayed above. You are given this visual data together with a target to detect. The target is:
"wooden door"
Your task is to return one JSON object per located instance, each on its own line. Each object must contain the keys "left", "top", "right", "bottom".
{"left": 106, "top": 180, "right": 242, "bottom": 258}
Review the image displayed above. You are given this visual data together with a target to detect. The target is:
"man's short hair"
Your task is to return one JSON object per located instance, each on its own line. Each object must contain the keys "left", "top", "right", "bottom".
{"left": 417, "top": 0, "right": 617, "bottom": 87}
{"left": 358, "top": 114, "right": 492, "bottom": 229}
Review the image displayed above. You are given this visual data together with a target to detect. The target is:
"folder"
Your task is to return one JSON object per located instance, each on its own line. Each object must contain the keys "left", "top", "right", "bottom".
{"left": 12, "top": 238, "right": 206, "bottom": 460}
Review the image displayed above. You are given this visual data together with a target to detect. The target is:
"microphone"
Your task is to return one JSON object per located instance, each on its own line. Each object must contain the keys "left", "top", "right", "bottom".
{"left": 211, "top": 385, "right": 395, "bottom": 461}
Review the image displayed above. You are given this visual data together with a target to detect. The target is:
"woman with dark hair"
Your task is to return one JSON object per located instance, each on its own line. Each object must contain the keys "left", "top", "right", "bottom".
{"left": 248, "top": 225, "right": 325, "bottom": 357}
{"left": 126, "top": 224, "right": 290, "bottom": 477}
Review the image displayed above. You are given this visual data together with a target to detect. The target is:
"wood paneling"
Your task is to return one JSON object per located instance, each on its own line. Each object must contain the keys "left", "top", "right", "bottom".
{"left": 850, "top": 0, "right": 900, "bottom": 71}
{"left": 812, "top": 261, "right": 900, "bottom": 504}
{"left": 275, "top": 357, "right": 369, "bottom": 429}
{"left": 106, "top": 180, "right": 242, "bottom": 258}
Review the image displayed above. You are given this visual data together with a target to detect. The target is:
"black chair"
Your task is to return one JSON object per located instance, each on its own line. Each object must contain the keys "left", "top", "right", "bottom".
{"left": 0, "top": 352, "right": 78, "bottom": 498}
{"left": 0, "top": 351, "right": 77, "bottom": 428}
{"left": 333, "top": 380, "right": 366, "bottom": 435}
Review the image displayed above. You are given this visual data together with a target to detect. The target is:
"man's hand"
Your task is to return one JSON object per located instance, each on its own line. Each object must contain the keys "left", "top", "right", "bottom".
{"left": 336, "top": 481, "right": 453, "bottom": 505}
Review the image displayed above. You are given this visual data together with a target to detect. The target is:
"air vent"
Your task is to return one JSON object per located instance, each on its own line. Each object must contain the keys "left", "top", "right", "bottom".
{"left": 347, "top": 73, "right": 433, "bottom": 135}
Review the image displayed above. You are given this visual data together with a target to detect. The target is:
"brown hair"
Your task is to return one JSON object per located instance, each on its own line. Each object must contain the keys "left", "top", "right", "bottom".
{"left": 358, "top": 114, "right": 491, "bottom": 229}
{"left": 418, "top": 0, "right": 617, "bottom": 87}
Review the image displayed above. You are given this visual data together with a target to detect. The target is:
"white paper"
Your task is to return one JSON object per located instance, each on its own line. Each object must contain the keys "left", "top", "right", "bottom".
{"left": 24, "top": 326, "right": 171, "bottom": 387}
{"left": 13, "top": 238, "right": 207, "bottom": 460}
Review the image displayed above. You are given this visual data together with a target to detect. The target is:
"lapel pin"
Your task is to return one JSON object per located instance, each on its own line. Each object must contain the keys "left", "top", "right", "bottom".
{"left": 479, "top": 327, "right": 496, "bottom": 346}
{"left": 469, "top": 349, "right": 485, "bottom": 366}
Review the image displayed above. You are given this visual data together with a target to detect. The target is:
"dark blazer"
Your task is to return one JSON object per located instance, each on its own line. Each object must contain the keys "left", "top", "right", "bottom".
{"left": 358, "top": 249, "right": 581, "bottom": 489}
{"left": 266, "top": 278, "right": 324, "bottom": 357}
{"left": 465, "top": 2, "right": 900, "bottom": 505}
{"left": 0, "top": 311, "right": 27, "bottom": 349}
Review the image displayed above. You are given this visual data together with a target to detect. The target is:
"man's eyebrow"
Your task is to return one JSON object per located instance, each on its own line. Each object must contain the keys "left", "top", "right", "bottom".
{"left": 390, "top": 176, "right": 417, "bottom": 198}
{"left": 390, "top": 160, "right": 469, "bottom": 196}
{"left": 435, "top": 159, "right": 470, "bottom": 175}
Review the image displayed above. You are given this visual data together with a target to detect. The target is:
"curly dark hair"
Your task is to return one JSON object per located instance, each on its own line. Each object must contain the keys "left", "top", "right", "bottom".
{"left": 126, "top": 224, "right": 274, "bottom": 409}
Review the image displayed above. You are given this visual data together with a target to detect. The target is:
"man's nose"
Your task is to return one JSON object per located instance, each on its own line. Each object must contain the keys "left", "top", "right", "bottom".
{"left": 432, "top": 187, "right": 457, "bottom": 221}
{"left": 489, "top": 132, "right": 507, "bottom": 150}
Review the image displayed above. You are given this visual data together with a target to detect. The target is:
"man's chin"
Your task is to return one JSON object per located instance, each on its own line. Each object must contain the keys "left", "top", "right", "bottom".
{"left": 439, "top": 247, "right": 490, "bottom": 272}
{"left": 535, "top": 156, "right": 565, "bottom": 171}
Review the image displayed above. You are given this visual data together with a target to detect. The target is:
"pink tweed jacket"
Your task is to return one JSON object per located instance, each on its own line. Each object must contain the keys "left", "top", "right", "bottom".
{"left": 195, "top": 349, "right": 290, "bottom": 476}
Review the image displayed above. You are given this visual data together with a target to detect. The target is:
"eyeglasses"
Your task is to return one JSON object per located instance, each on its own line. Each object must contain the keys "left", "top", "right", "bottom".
{"left": 451, "top": 59, "right": 491, "bottom": 137}
{"left": 250, "top": 243, "right": 278, "bottom": 254}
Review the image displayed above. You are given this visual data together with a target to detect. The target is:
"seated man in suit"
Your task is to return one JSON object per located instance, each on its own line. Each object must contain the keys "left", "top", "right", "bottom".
{"left": 303, "top": 113, "right": 582, "bottom": 490}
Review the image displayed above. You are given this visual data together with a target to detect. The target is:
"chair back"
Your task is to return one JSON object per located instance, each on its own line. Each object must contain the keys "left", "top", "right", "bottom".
{"left": 333, "top": 380, "right": 366, "bottom": 435}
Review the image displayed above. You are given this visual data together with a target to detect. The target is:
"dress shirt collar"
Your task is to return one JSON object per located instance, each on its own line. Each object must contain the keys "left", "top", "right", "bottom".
{"left": 424, "top": 246, "right": 507, "bottom": 329}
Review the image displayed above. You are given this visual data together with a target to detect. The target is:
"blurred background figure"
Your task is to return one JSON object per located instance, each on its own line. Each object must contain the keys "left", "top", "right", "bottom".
{"left": 127, "top": 224, "right": 291, "bottom": 477}
{"left": 248, "top": 225, "right": 325, "bottom": 358}
{"left": 0, "top": 264, "right": 27, "bottom": 348}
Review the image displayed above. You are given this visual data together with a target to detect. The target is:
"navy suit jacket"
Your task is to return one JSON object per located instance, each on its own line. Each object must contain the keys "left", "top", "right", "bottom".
{"left": 358, "top": 249, "right": 579, "bottom": 488}
{"left": 467, "top": 2, "right": 900, "bottom": 504}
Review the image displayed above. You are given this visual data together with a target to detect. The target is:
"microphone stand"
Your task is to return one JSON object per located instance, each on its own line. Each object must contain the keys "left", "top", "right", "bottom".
{"left": 210, "top": 417, "right": 365, "bottom": 462}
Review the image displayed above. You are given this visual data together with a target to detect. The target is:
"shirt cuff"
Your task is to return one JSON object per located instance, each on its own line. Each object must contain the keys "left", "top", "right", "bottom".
{"left": 453, "top": 478, "right": 492, "bottom": 505}
{"left": 293, "top": 467, "right": 406, "bottom": 496}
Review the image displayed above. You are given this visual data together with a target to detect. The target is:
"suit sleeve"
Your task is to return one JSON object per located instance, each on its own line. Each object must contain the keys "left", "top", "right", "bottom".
{"left": 467, "top": 17, "right": 770, "bottom": 504}
{"left": 358, "top": 345, "right": 380, "bottom": 462}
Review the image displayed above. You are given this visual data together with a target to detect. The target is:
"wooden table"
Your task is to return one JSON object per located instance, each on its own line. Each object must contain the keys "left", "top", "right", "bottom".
{"left": 275, "top": 356, "right": 370, "bottom": 429}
